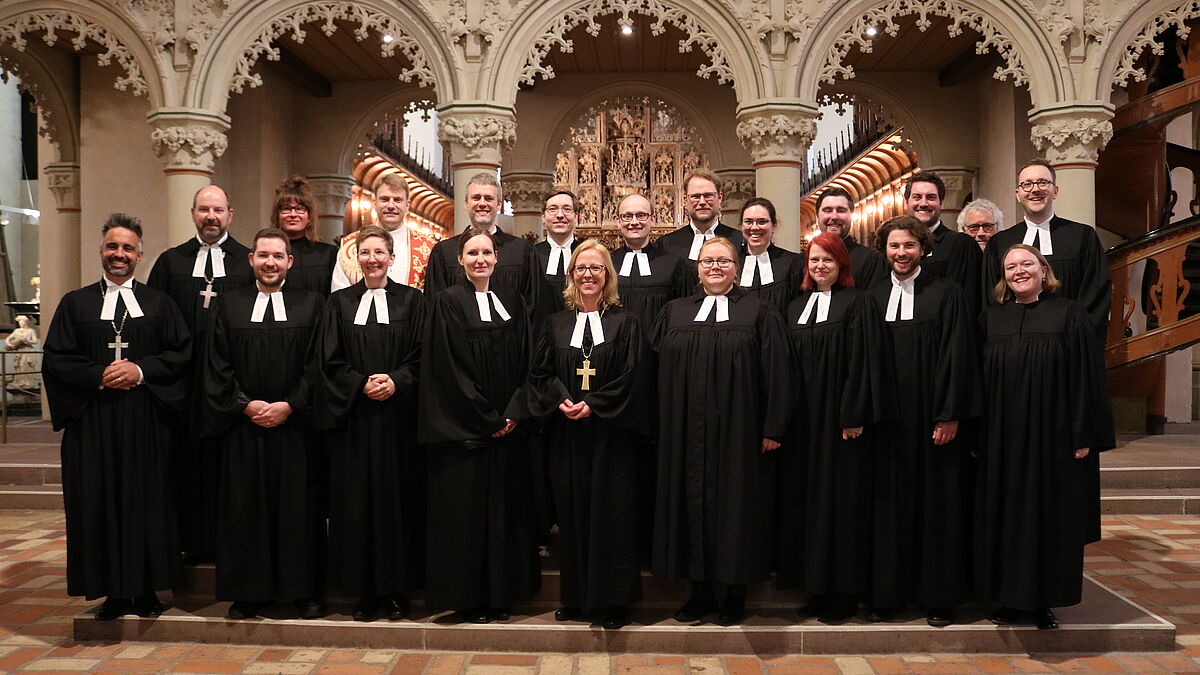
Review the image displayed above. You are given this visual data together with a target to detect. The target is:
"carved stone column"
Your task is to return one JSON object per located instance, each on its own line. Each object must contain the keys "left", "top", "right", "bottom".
{"left": 735, "top": 100, "right": 819, "bottom": 251}
{"left": 147, "top": 108, "right": 232, "bottom": 243}
{"left": 436, "top": 103, "right": 517, "bottom": 233}
{"left": 40, "top": 162, "right": 82, "bottom": 319}
{"left": 307, "top": 174, "right": 356, "bottom": 240}
{"left": 1028, "top": 103, "right": 1115, "bottom": 228}
{"left": 501, "top": 172, "right": 552, "bottom": 238}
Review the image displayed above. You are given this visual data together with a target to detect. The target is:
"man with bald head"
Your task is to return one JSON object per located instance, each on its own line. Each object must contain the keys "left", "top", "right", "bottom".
{"left": 149, "top": 184, "right": 255, "bottom": 565}
{"left": 612, "top": 193, "right": 692, "bottom": 329}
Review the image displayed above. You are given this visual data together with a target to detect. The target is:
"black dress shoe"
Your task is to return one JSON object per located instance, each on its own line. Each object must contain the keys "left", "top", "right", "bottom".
{"left": 926, "top": 607, "right": 953, "bottom": 627}
{"left": 1034, "top": 608, "right": 1058, "bottom": 630}
{"left": 796, "top": 594, "right": 830, "bottom": 618}
{"left": 96, "top": 598, "right": 132, "bottom": 621}
{"left": 352, "top": 597, "right": 378, "bottom": 622}
{"left": 673, "top": 582, "right": 717, "bottom": 623}
{"left": 600, "top": 606, "right": 627, "bottom": 629}
{"left": 989, "top": 606, "right": 1023, "bottom": 626}
{"left": 715, "top": 585, "right": 746, "bottom": 626}
{"left": 865, "top": 606, "right": 896, "bottom": 623}
{"left": 384, "top": 595, "right": 408, "bottom": 621}
{"left": 554, "top": 606, "right": 582, "bottom": 622}
{"left": 227, "top": 601, "right": 260, "bottom": 620}
{"left": 297, "top": 599, "right": 324, "bottom": 620}
{"left": 461, "top": 606, "right": 491, "bottom": 624}
{"left": 133, "top": 595, "right": 165, "bottom": 618}
{"left": 488, "top": 607, "right": 510, "bottom": 621}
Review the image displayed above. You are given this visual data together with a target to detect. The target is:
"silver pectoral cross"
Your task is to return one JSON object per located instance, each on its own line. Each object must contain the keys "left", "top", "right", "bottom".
{"left": 199, "top": 282, "right": 217, "bottom": 309}
{"left": 108, "top": 333, "right": 129, "bottom": 361}
{"left": 576, "top": 358, "right": 596, "bottom": 391}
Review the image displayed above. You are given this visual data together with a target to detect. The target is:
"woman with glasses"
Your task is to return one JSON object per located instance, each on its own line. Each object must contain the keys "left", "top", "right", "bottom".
{"left": 736, "top": 197, "right": 802, "bottom": 315}
{"left": 975, "top": 244, "right": 1113, "bottom": 630}
{"left": 418, "top": 228, "right": 539, "bottom": 624}
{"left": 778, "top": 232, "right": 895, "bottom": 624}
{"left": 511, "top": 239, "right": 653, "bottom": 629}
{"left": 650, "top": 237, "right": 791, "bottom": 626}
{"left": 270, "top": 176, "right": 337, "bottom": 296}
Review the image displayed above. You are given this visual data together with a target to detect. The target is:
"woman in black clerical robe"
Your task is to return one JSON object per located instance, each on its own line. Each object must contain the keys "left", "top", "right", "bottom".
{"left": 736, "top": 198, "right": 802, "bottom": 315}
{"left": 651, "top": 236, "right": 791, "bottom": 627}
{"left": 510, "top": 240, "right": 653, "bottom": 629}
{"left": 311, "top": 226, "right": 427, "bottom": 622}
{"left": 271, "top": 176, "right": 337, "bottom": 296}
{"left": 975, "top": 244, "right": 1114, "bottom": 630}
{"left": 778, "top": 232, "right": 895, "bottom": 624}
{"left": 418, "top": 227, "right": 539, "bottom": 623}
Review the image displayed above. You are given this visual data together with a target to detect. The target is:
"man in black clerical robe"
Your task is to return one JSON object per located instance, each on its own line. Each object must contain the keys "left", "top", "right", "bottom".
{"left": 200, "top": 229, "right": 326, "bottom": 620}
{"left": 904, "top": 172, "right": 983, "bottom": 317}
{"left": 865, "top": 217, "right": 983, "bottom": 627}
{"left": 147, "top": 184, "right": 254, "bottom": 563}
{"left": 424, "top": 173, "right": 536, "bottom": 302}
{"left": 654, "top": 170, "right": 744, "bottom": 269}
{"left": 815, "top": 187, "right": 889, "bottom": 289}
{"left": 45, "top": 214, "right": 191, "bottom": 620}
{"left": 530, "top": 191, "right": 581, "bottom": 322}
{"left": 613, "top": 195, "right": 693, "bottom": 327}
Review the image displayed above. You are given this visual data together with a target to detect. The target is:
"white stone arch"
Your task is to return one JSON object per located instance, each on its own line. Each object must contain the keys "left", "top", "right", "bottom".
{"left": 336, "top": 89, "right": 439, "bottom": 175}
{"left": 483, "top": 0, "right": 770, "bottom": 106}
{"left": 790, "top": 0, "right": 1070, "bottom": 110}
{"left": 0, "top": 43, "right": 79, "bottom": 164}
{"left": 0, "top": 0, "right": 167, "bottom": 109}
{"left": 1098, "top": 0, "right": 1200, "bottom": 100}
{"left": 189, "top": 0, "right": 458, "bottom": 113}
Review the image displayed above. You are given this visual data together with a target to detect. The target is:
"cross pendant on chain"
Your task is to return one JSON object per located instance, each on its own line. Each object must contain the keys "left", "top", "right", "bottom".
{"left": 108, "top": 333, "right": 129, "bottom": 361}
{"left": 200, "top": 282, "right": 217, "bottom": 309}
{"left": 576, "top": 358, "right": 596, "bottom": 391}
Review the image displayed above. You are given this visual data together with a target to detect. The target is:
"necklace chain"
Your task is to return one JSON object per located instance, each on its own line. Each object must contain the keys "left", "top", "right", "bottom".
{"left": 578, "top": 308, "right": 604, "bottom": 360}
{"left": 100, "top": 281, "right": 130, "bottom": 335}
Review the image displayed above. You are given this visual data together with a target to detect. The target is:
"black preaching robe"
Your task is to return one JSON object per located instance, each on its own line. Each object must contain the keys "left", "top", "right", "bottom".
{"left": 311, "top": 280, "right": 428, "bottom": 598}
{"left": 778, "top": 286, "right": 896, "bottom": 594}
{"left": 737, "top": 243, "right": 803, "bottom": 316}
{"left": 418, "top": 280, "right": 540, "bottom": 610}
{"left": 424, "top": 229, "right": 536, "bottom": 303}
{"left": 866, "top": 272, "right": 983, "bottom": 609}
{"left": 612, "top": 246, "right": 692, "bottom": 329}
{"left": 148, "top": 234, "right": 254, "bottom": 559}
{"left": 844, "top": 235, "right": 889, "bottom": 290}
{"left": 509, "top": 308, "right": 654, "bottom": 611}
{"left": 530, "top": 238, "right": 581, "bottom": 322}
{"left": 285, "top": 237, "right": 338, "bottom": 297}
{"left": 44, "top": 280, "right": 192, "bottom": 600}
{"left": 982, "top": 216, "right": 1112, "bottom": 342}
{"left": 974, "top": 295, "right": 1115, "bottom": 610}
{"left": 924, "top": 222, "right": 983, "bottom": 319}
{"left": 201, "top": 284, "right": 324, "bottom": 603}
{"left": 654, "top": 222, "right": 745, "bottom": 262}
{"left": 650, "top": 287, "right": 790, "bottom": 584}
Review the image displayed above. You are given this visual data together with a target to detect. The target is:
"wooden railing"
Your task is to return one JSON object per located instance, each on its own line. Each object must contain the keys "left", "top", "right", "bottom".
{"left": 1106, "top": 216, "right": 1200, "bottom": 369}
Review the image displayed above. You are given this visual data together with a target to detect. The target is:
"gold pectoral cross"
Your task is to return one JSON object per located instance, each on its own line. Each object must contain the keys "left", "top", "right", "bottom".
{"left": 576, "top": 358, "right": 596, "bottom": 391}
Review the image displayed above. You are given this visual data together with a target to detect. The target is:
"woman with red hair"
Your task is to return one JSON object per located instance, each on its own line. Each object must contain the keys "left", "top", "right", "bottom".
{"left": 777, "top": 232, "right": 896, "bottom": 624}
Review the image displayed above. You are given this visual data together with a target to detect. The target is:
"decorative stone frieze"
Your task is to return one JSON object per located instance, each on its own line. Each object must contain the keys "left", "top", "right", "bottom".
{"left": 735, "top": 105, "right": 818, "bottom": 165}
{"left": 147, "top": 108, "right": 231, "bottom": 174}
{"left": 1029, "top": 106, "right": 1115, "bottom": 164}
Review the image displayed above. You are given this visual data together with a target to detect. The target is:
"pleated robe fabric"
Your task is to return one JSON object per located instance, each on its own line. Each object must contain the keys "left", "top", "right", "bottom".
{"left": 974, "top": 295, "right": 1115, "bottom": 610}
{"left": 148, "top": 236, "right": 255, "bottom": 559}
{"left": 201, "top": 285, "right": 325, "bottom": 603}
{"left": 311, "top": 280, "right": 428, "bottom": 598}
{"left": 510, "top": 308, "right": 654, "bottom": 611}
{"left": 650, "top": 287, "right": 791, "bottom": 585}
{"left": 925, "top": 223, "right": 984, "bottom": 319}
{"left": 285, "top": 237, "right": 338, "bottom": 297}
{"left": 44, "top": 281, "right": 192, "bottom": 600}
{"left": 737, "top": 244, "right": 803, "bottom": 316}
{"left": 777, "top": 287, "right": 897, "bottom": 594}
{"left": 865, "top": 273, "right": 983, "bottom": 609}
{"left": 844, "top": 236, "right": 889, "bottom": 290}
{"left": 612, "top": 246, "right": 693, "bottom": 329}
{"left": 418, "top": 280, "right": 540, "bottom": 611}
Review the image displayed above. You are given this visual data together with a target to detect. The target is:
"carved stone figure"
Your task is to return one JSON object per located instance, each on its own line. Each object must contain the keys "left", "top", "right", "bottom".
{"left": 5, "top": 315, "right": 40, "bottom": 390}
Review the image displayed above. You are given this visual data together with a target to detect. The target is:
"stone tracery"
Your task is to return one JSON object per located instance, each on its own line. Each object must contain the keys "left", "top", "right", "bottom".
{"left": 0, "top": 10, "right": 149, "bottom": 96}
{"left": 1112, "top": 1, "right": 1200, "bottom": 88}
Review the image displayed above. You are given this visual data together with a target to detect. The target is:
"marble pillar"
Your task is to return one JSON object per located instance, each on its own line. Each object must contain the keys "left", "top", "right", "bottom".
{"left": 147, "top": 108, "right": 231, "bottom": 243}
{"left": 436, "top": 103, "right": 516, "bottom": 233}
{"left": 501, "top": 172, "right": 553, "bottom": 238}
{"left": 307, "top": 174, "right": 355, "bottom": 240}
{"left": 1028, "top": 103, "right": 1115, "bottom": 228}
{"left": 735, "top": 100, "right": 819, "bottom": 252}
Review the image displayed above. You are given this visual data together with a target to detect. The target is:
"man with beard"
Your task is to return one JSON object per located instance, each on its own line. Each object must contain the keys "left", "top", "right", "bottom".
{"left": 864, "top": 216, "right": 982, "bottom": 628}
{"left": 530, "top": 191, "right": 581, "bottom": 321}
{"left": 44, "top": 214, "right": 191, "bottom": 620}
{"left": 654, "top": 169, "right": 744, "bottom": 266}
{"left": 332, "top": 174, "right": 437, "bottom": 292}
{"left": 904, "top": 172, "right": 983, "bottom": 317}
{"left": 201, "top": 229, "right": 326, "bottom": 620}
{"left": 959, "top": 199, "right": 1002, "bottom": 251}
{"left": 815, "top": 187, "right": 888, "bottom": 289}
{"left": 148, "top": 185, "right": 254, "bottom": 565}
{"left": 424, "top": 172, "right": 535, "bottom": 301}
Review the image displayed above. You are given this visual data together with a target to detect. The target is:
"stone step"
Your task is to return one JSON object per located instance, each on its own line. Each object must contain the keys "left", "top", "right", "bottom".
{"left": 0, "top": 463, "right": 61, "bottom": 486}
{"left": 1100, "top": 466, "right": 1200, "bottom": 490}
{"left": 0, "top": 485, "right": 63, "bottom": 510}
{"left": 73, "top": 576, "right": 1174, "bottom": 655}
{"left": 1102, "top": 488, "right": 1200, "bottom": 515}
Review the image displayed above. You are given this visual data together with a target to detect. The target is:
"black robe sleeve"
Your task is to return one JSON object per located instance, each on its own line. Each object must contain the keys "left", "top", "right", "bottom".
{"left": 309, "top": 295, "right": 366, "bottom": 430}
{"left": 757, "top": 303, "right": 793, "bottom": 441}
{"left": 933, "top": 283, "right": 984, "bottom": 423}
{"left": 510, "top": 315, "right": 571, "bottom": 424}
{"left": 580, "top": 314, "right": 654, "bottom": 436}
{"left": 424, "top": 241, "right": 451, "bottom": 296}
{"left": 840, "top": 291, "right": 898, "bottom": 429}
{"left": 1076, "top": 227, "right": 1113, "bottom": 342}
{"left": 385, "top": 292, "right": 428, "bottom": 406}
{"left": 199, "top": 296, "right": 249, "bottom": 437}
{"left": 1066, "top": 300, "right": 1116, "bottom": 452}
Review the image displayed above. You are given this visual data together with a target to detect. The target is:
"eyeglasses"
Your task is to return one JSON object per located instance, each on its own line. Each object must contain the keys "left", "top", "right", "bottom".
{"left": 279, "top": 205, "right": 308, "bottom": 214}
{"left": 618, "top": 212, "right": 652, "bottom": 222}
{"left": 1017, "top": 179, "right": 1054, "bottom": 192}
{"left": 697, "top": 258, "right": 736, "bottom": 268}
{"left": 573, "top": 264, "right": 606, "bottom": 275}
{"left": 963, "top": 223, "right": 996, "bottom": 233}
{"left": 1003, "top": 260, "right": 1041, "bottom": 272}
{"left": 741, "top": 218, "right": 772, "bottom": 227}
{"left": 544, "top": 205, "right": 575, "bottom": 215}
{"left": 686, "top": 192, "right": 719, "bottom": 203}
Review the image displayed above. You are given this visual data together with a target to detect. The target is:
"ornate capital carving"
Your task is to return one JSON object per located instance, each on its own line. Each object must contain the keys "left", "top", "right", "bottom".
{"left": 501, "top": 173, "right": 553, "bottom": 213}
{"left": 1029, "top": 106, "right": 1114, "bottom": 165}
{"left": 147, "top": 109, "right": 231, "bottom": 174}
{"left": 437, "top": 106, "right": 517, "bottom": 166}
{"left": 43, "top": 163, "right": 81, "bottom": 211}
{"left": 735, "top": 105, "right": 818, "bottom": 165}
{"left": 306, "top": 174, "right": 355, "bottom": 220}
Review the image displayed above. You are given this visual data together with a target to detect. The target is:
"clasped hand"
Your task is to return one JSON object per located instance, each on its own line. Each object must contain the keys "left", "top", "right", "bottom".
{"left": 559, "top": 398, "right": 593, "bottom": 420}
{"left": 244, "top": 400, "right": 293, "bottom": 428}
{"left": 363, "top": 374, "right": 395, "bottom": 401}
{"left": 101, "top": 359, "right": 139, "bottom": 390}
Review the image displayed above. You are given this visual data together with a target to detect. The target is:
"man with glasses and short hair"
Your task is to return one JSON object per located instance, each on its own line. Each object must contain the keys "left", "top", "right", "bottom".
{"left": 531, "top": 191, "right": 582, "bottom": 321}
{"left": 653, "top": 169, "right": 745, "bottom": 263}
{"left": 958, "top": 199, "right": 1002, "bottom": 251}
{"left": 612, "top": 194, "right": 692, "bottom": 328}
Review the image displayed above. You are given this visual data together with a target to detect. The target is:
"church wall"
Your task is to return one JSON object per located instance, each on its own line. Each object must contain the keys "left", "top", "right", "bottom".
{"left": 0, "top": 78, "right": 27, "bottom": 295}
{"left": 78, "top": 60, "right": 166, "bottom": 282}
{"left": 977, "top": 75, "right": 1034, "bottom": 231}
